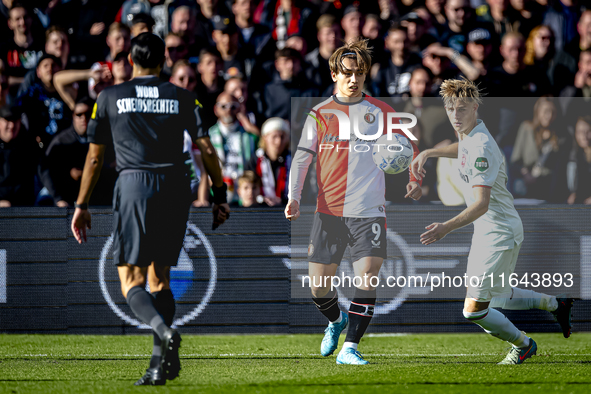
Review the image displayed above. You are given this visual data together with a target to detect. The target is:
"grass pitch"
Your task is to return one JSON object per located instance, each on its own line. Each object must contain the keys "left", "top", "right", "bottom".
{"left": 1, "top": 333, "right": 590, "bottom": 393}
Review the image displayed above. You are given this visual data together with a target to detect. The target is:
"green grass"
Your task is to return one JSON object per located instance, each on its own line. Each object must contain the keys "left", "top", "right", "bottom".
{"left": 1, "top": 333, "right": 590, "bottom": 393}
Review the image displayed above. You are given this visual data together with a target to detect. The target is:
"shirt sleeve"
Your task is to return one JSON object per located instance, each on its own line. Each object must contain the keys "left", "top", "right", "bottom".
{"left": 470, "top": 144, "right": 500, "bottom": 188}
{"left": 86, "top": 91, "right": 111, "bottom": 145}
{"left": 297, "top": 111, "right": 318, "bottom": 155}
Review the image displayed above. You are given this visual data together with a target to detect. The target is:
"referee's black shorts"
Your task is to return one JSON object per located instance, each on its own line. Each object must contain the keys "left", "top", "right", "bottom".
{"left": 112, "top": 169, "right": 192, "bottom": 267}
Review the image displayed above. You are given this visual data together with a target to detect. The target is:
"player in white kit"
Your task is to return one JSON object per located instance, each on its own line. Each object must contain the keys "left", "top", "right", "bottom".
{"left": 410, "top": 78, "right": 574, "bottom": 365}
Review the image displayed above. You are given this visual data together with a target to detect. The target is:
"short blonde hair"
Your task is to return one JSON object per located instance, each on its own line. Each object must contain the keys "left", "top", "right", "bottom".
{"left": 439, "top": 77, "right": 483, "bottom": 108}
{"left": 328, "top": 38, "right": 372, "bottom": 76}
{"left": 237, "top": 171, "right": 261, "bottom": 189}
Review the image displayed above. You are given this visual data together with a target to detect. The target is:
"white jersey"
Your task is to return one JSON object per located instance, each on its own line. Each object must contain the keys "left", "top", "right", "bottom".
{"left": 457, "top": 120, "right": 524, "bottom": 250}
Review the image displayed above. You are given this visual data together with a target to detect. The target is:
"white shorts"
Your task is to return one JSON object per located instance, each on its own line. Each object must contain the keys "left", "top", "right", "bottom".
{"left": 466, "top": 242, "right": 521, "bottom": 302}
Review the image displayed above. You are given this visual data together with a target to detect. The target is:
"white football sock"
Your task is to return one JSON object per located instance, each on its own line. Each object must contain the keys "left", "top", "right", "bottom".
{"left": 463, "top": 308, "right": 530, "bottom": 348}
{"left": 342, "top": 341, "right": 358, "bottom": 351}
{"left": 490, "top": 287, "right": 557, "bottom": 312}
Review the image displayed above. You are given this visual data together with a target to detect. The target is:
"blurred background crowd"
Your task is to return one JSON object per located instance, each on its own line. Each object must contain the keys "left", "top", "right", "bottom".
{"left": 1, "top": 0, "right": 591, "bottom": 208}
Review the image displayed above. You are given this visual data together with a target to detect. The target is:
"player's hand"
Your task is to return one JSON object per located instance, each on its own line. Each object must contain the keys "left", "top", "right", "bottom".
{"left": 410, "top": 152, "right": 429, "bottom": 181}
{"left": 285, "top": 199, "right": 300, "bottom": 221}
{"left": 212, "top": 203, "right": 230, "bottom": 230}
{"left": 71, "top": 208, "right": 92, "bottom": 244}
{"left": 420, "top": 222, "right": 449, "bottom": 245}
{"left": 405, "top": 181, "right": 422, "bottom": 200}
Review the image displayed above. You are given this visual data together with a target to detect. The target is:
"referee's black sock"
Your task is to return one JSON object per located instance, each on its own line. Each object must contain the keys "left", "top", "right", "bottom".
{"left": 344, "top": 288, "right": 376, "bottom": 344}
{"left": 312, "top": 289, "right": 342, "bottom": 323}
{"left": 126, "top": 286, "right": 168, "bottom": 341}
{"left": 149, "top": 289, "right": 176, "bottom": 369}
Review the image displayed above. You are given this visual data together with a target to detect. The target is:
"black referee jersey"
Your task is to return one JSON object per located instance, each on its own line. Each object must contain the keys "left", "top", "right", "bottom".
{"left": 86, "top": 76, "right": 207, "bottom": 172}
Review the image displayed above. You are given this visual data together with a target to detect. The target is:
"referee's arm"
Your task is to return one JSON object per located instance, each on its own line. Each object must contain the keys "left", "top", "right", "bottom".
{"left": 194, "top": 136, "right": 224, "bottom": 188}
{"left": 76, "top": 143, "right": 106, "bottom": 206}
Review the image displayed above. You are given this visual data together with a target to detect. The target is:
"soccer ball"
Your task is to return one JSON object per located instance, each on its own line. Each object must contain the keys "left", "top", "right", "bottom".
{"left": 372, "top": 134, "right": 414, "bottom": 175}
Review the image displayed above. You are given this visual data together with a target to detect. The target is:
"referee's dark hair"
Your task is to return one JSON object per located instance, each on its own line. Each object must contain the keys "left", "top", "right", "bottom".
{"left": 130, "top": 33, "right": 165, "bottom": 69}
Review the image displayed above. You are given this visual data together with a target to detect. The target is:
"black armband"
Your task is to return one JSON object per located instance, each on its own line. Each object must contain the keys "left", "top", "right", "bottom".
{"left": 211, "top": 183, "right": 228, "bottom": 205}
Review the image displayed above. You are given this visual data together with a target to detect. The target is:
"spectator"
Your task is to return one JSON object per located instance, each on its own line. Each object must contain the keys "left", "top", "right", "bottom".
{"left": 262, "top": 47, "right": 318, "bottom": 120}
{"left": 0, "top": 105, "right": 37, "bottom": 207}
{"left": 118, "top": 0, "right": 187, "bottom": 39}
{"left": 211, "top": 15, "right": 248, "bottom": 79}
{"left": 105, "top": 22, "right": 131, "bottom": 62}
{"left": 1, "top": 3, "right": 43, "bottom": 85}
{"left": 39, "top": 97, "right": 95, "bottom": 207}
{"left": 224, "top": 76, "right": 260, "bottom": 134}
{"left": 170, "top": 59, "right": 197, "bottom": 91}
{"left": 209, "top": 92, "right": 258, "bottom": 202}
{"left": 425, "top": 0, "right": 447, "bottom": 27}
{"left": 341, "top": 4, "right": 364, "bottom": 45}
{"left": 567, "top": 115, "right": 591, "bottom": 204}
{"left": 305, "top": 14, "right": 342, "bottom": 96}
{"left": 524, "top": 24, "right": 575, "bottom": 93}
{"left": 17, "top": 53, "right": 69, "bottom": 151}
{"left": 232, "top": 0, "right": 275, "bottom": 67}
{"left": 428, "top": 0, "right": 476, "bottom": 54}
{"left": 171, "top": 6, "right": 200, "bottom": 59}
{"left": 130, "top": 12, "right": 155, "bottom": 37}
{"left": 17, "top": 25, "right": 71, "bottom": 98}
{"left": 196, "top": 46, "right": 224, "bottom": 133}
{"left": 421, "top": 42, "right": 481, "bottom": 82}
{"left": 510, "top": 0, "right": 545, "bottom": 38}
{"left": 510, "top": 96, "right": 569, "bottom": 202}
{"left": 476, "top": 0, "right": 520, "bottom": 42}
{"left": 372, "top": 25, "right": 422, "bottom": 98}
{"left": 265, "top": 0, "right": 317, "bottom": 50}
{"left": 561, "top": 50, "right": 591, "bottom": 132}
{"left": 486, "top": 32, "right": 551, "bottom": 97}
{"left": 465, "top": 27, "right": 496, "bottom": 82}
{"left": 564, "top": 9, "right": 591, "bottom": 62}
{"left": 50, "top": 0, "right": 117, "bottom": 68}
{"left": 163, "top": 33, "right": 189, "bottom": 81}
{"left": 195, "top": 0, "right": 225, "bottom": 49}
{"left": 233, "top": 170, "right": 264, "bottom": 207}
{"left": 543, "top": 0, "right": 580, "bottom": 53}
{"left": 400, "top": 11, "right": 429, "bottom": 54}
{"left": 363, "top": 14, "right": 386, "bottom": 64}
{"left": 247, "top": 117, "right": 290, "bottom": 206}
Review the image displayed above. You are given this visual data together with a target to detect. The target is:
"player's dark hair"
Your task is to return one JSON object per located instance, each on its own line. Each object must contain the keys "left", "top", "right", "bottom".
{"left": 130, "top": 33, "right": 165, "bottom": 69}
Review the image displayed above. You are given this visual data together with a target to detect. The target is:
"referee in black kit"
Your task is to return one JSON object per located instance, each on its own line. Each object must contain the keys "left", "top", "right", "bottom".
{"left": 71, "top": 33, "right": 230, "bottom": 386}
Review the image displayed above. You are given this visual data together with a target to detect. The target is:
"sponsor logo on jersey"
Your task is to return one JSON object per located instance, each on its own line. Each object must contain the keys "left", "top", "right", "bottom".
{"left": 475, "top": 157, "right": 489, "bottom": 172}
{"left": 459, "top": 168, "right": 469, "bottom": 183}
{"left": 461, "top": 154, "right": 467, "bottom": 168}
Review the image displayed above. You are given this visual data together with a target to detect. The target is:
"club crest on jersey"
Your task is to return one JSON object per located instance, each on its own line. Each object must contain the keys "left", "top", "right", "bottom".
{"left": 461, "top": 154, "right": 467, "bottom": 168}
{"left": 364, "top": 113, "right": 376, "bottom": 124}
{"left": 475, "top": 157, "right": 489, "bottom": 172}
{"left": 308, "top": 243, "right": 314, "bottom": 256}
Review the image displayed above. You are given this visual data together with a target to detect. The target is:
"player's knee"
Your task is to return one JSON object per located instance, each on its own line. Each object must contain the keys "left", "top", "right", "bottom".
{"left": 463, "top": 308, "right": 490, "bottom": 324}
{"left": 310, "top": 285, "right": 331, "bottom": 299}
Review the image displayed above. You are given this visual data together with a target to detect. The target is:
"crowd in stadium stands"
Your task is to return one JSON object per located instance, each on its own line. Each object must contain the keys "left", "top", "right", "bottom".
{"left": 2, "top": 0, "right": 591, "bottom": 208}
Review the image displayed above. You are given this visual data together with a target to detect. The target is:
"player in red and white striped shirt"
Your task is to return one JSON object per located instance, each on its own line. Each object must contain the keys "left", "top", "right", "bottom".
{"left": 285, "top": 39, "right": 422, "bottom": 365}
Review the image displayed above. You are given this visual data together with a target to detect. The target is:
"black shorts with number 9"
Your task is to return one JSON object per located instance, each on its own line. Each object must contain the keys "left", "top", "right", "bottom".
{"left": 307, "top": 212, "right": 387, "bottom": 265}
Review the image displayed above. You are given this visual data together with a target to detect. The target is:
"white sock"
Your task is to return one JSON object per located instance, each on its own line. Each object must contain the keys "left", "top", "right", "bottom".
{"left": 331, "top": 313, "right": 343, "bottom": 324}
{"left": 342, "top": 341, "right": 358, "bottom": 351}
{"left": 463, "top": 308, "right": 530, "bottom": 348}
{"left": 490, "top": 287, "right": 557, "bottom": 312}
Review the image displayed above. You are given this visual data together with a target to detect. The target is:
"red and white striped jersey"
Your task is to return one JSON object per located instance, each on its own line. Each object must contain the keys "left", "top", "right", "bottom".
{"left": 290, "top": 95, "right": 421, "bottom": 218}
